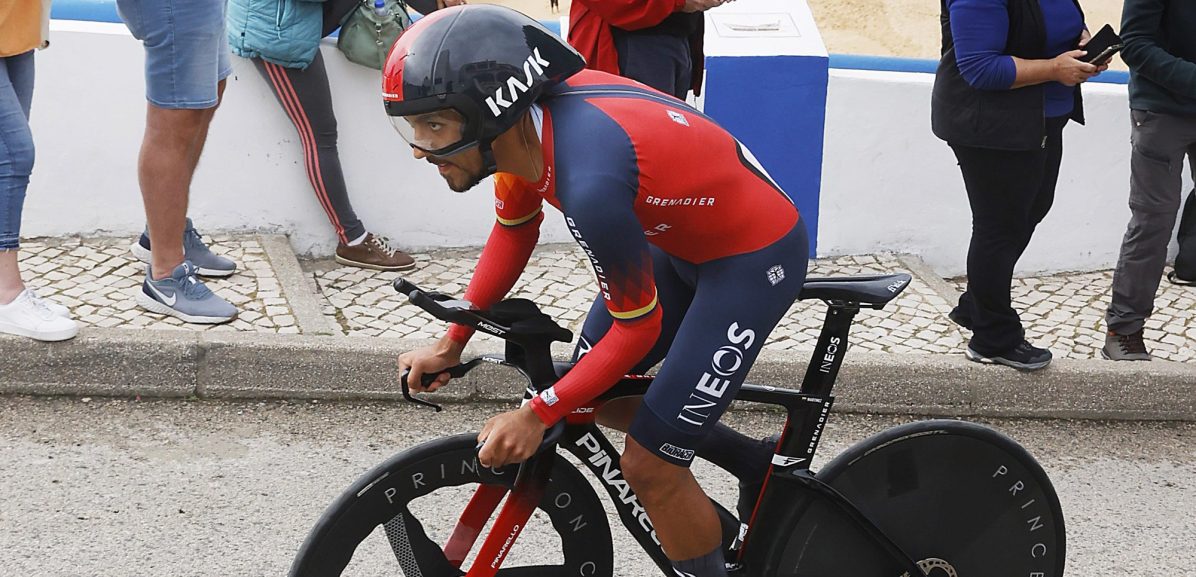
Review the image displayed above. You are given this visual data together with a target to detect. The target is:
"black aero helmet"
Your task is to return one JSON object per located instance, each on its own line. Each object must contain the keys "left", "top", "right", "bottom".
{"left": 382, "top": 5, "right": 585, "bottom": 173}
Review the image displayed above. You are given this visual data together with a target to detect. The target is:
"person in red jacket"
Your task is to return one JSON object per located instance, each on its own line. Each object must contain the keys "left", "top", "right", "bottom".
{"left": 568, "top": 0, "right": 727, "bottom": 99}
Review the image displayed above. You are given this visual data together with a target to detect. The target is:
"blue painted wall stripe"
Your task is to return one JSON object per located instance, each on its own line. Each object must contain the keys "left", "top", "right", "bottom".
{"left": 828, "top": 53, "right": 1130, "bottom": 85}
{"left": 704, "top": 55, "right": 827, "bottom": 258}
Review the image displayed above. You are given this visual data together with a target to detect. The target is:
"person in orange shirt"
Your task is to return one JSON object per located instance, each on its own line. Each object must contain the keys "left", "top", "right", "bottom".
{"left": 0, "top": 0, "right": 80, "bottom": 342}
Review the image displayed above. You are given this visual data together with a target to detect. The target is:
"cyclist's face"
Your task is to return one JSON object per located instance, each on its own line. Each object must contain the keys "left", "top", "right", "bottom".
{"left": 398, "top": 109, "right": 485, "bottom": 192}
{"left": 399, "top": 109, "right": 467, "bottom": 153}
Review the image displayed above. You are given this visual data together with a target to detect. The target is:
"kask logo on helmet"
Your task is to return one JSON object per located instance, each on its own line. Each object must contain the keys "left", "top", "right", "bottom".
{"left": 484, "top": 48, "right": 550, "bottom": 117}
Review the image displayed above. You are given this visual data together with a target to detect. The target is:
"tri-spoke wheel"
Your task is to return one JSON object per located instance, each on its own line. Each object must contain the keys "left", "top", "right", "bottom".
{"left": 290, "top": 434, "right": 614, "bottom": 577}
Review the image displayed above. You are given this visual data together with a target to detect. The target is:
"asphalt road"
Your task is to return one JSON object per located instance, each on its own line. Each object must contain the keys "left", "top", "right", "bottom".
{"left": 1, "top": 396, "right": 1193, "bottom": 576}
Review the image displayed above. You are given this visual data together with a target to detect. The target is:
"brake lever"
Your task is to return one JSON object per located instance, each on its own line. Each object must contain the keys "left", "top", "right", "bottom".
{"left": 398, "top": 359, "right": 484, "bottom": 412}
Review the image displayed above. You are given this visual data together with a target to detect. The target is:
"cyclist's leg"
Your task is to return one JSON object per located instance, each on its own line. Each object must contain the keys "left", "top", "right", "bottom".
{"left": 621, "top": 221, "right": 809, "bottom": 574}
{"left": 577, "top": 246, "right": 777, "bottom": 484}
{"left": 578, "top": 245, "right": 692, "bottom": 430}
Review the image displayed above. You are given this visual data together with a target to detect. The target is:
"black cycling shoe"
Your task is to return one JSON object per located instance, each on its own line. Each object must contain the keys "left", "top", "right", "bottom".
{"left": 965, "top": 339, "right": 1052, "bottom": 371}
{"left": 736, "top": 433, "right": 781, "bottom": 522}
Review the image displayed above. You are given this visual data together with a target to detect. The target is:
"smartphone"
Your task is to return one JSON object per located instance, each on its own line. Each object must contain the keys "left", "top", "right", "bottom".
{"left": 1087, "top": 44, "right": 1122, "bottom": 67}
{"left": 1081, "top": 24, "right": 1123, "bottom": 66}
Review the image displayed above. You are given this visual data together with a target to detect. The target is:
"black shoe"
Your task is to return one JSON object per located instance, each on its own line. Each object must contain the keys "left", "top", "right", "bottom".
{"left": 736, "top": 433, "right": 780, "bottom": 522}
{"left": 965, "top": 339, "right": 1052, "bottom": 371}
{"left": 1166, "top": 271, "right": 1196, "bottom": 287}
{"left": 1101, "top": 329, "right": 1152, "bottom": 361}
{"left": 947, "top": 307, "right": 973, "bottom": 330}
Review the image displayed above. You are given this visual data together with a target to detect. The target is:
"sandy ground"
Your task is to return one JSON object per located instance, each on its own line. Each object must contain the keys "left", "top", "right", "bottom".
{"left": 483, "top": 0, "right": 1128, "bottom": 69}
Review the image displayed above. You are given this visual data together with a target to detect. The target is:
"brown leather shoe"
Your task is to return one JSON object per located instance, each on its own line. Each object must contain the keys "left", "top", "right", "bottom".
{"left": 335, "top": 233, "right": 416, "bottom": 271}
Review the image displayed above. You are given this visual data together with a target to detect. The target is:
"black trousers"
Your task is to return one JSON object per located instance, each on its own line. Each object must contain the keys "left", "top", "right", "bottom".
{"left": 611, "top": 29, "right": 692, "bottom": 100}
{"left": 254, "top": 52, "right": 366, "bottom": 245}
{"left": 949, "top": 115, "right": 1068, "bottom": 355}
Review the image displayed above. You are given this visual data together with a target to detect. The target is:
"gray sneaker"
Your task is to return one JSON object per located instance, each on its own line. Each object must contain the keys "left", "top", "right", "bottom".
{"left": 1101, "top": 330, "right": 1151, "bottom": 361}
{"left": 130, "top": 218, "right": 237, "bottom": 277}
{"left": 136, "top": 261, "right": 237, "bottom": 324}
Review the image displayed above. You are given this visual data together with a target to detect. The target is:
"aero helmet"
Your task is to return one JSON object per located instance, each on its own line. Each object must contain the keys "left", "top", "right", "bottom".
{"left": 382, "top": 5, "right": 585, "bottom": 174}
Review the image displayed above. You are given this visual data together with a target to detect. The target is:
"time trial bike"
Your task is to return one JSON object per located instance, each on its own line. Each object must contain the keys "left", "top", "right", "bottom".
{"left": 290, "top": 273, "right": 1065, "bottom": 577}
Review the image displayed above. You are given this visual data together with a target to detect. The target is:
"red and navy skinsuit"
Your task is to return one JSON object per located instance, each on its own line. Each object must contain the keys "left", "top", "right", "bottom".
{"left": 448, "top": 70, "right": 808, "bottom": 466}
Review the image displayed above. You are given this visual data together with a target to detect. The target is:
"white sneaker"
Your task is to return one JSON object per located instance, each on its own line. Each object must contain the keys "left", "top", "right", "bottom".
{"left": 27, "top": 288, "right": 70, "bottom": 318}
{"left": 0, "top": 289, "right": 80, "bottom": 342}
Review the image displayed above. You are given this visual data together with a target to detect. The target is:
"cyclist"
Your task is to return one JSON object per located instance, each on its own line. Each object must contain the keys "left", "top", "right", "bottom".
{"left": 390, "top": 6, "right": 807, "bottom": 576}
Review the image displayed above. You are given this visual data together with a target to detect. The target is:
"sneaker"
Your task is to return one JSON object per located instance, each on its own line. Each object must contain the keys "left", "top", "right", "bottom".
{"left": 136, "top": 261, "right": 237, "bottom": 324}
{"left": 1101, "top": 329, "right": 1151, "bottom": 361}
{"left": 130, "top": 218, "right": 237, "bottom": 278}
{"left": 335, "top": 233, "right": 416, "bottom": 271}
{"left": 965, "top": 339, "right": 1052, "bottom": 371}
{"left": 736, "top": 433, "right": 781, "bottom": 523}
{"left": 27, "top": 288, "right": 69, "bottom": 318}
{"left": 0, "top": 289, "right": 79, "bottom": 342}
{"left": 1166, "top": 271, "right": 1196, "bottom": 287}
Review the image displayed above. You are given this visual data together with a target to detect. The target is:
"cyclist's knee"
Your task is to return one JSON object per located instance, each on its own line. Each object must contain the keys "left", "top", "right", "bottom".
{"left": 621, "top": 437, "right": 688, "bottom": 500}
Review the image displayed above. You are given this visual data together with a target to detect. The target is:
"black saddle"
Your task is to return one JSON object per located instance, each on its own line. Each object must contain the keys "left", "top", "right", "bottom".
{"left": 798, "top": 273, "right": 912, "bottom": 308}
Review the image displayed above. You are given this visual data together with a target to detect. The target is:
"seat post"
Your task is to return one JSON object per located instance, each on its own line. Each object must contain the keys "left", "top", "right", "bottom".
{"left": 798, "top": 301, "right": 860, "bottom": 397}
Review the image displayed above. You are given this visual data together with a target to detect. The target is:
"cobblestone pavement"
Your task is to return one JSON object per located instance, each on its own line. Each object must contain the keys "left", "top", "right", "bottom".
{"left": 312, "top": 245, "right": 966, "bottom": 354}
{"left": 16, "top": 236, "right": 299, "bottom": 333}
{"left": 952, "top": 270, "right": 1196, "bottom": 363}
{"left": 16, "top": 236, "right": 1196, "bottom": 362}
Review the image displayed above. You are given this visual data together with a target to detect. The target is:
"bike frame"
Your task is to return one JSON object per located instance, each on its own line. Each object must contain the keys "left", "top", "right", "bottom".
{"left": 431, "top": 300, "right": 924, "bottom": 577}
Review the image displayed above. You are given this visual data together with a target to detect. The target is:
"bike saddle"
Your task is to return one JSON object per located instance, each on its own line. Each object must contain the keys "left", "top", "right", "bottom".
{"left": 798, "top": 273, "right": 912, "bottom": 308}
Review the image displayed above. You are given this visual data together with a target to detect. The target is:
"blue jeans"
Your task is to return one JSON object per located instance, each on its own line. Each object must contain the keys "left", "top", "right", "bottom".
{"left": 117, "top": 0, "right": 232, "bottom": 109}
{"left": 0, "top": 51, "right": 35, "bottom": 251}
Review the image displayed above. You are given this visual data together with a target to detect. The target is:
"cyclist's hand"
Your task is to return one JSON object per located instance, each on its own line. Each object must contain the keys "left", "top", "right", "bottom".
{"left": 477, "top": 405, "right": 548, "bottom": 468}
{"left": 398, "top": 339, "right": 462, "bottom": 393}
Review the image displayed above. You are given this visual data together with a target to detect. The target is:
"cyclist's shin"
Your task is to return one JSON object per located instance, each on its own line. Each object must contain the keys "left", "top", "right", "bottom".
{"left": 696, "top": 423, "right": 774, "bottom": 483}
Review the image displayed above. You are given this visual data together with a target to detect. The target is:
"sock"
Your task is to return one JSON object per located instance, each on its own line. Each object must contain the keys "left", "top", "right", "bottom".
{"left": 672, "top": 544, "right": 729, "bottom": 577}
{"left": 695, "top": 423, "right": 774, "bottom": 485}
{"left": 347, "top": 231, "right": 369, "bottom": 246}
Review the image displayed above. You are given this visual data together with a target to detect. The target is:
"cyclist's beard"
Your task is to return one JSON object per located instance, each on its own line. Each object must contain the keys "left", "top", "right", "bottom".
{"left": 446, "top": 168, "right": 485, "bottom": 193}
{"left": 431, "top": 157, "right": 485, "bottom": 193}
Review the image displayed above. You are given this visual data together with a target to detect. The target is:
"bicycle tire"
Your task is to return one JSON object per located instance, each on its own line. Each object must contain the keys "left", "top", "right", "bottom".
{"left": 759, "top": 419, "right": 1066, "bottom": 577}
{"left": 290, "top": 433, "right": 614, "bottom": 577}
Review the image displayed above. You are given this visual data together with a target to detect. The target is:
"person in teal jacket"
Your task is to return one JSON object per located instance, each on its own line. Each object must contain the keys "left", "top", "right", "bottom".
{"left": 225, "top": 0, "right": 418, "bottom": 270}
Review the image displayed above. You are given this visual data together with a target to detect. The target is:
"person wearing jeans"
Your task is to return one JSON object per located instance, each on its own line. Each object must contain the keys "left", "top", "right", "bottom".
{"left": 117, "top": 0, "right": 239, "bottom": 324}
{"left": 932, "top": 0, "right": 1105, "bottom": 370}
{"left": 0, "top": 0, "right": 79, "bottom": 342}
{"left": 1102, "top": 0, "right": 1196, "bottom": 361}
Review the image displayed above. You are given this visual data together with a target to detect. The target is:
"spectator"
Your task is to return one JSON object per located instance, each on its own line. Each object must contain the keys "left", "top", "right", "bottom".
{"left": 567, "top": 0, "right": 724, "bottom": 100}
{"left": 0, "top": 0, "right": 79, "bottom": 341}
{"left": 1103, "top": 0, "right": 1196, "bottom": 361}
{"left": 225, "top": 0, "right": 429, "bottom": 271}
{"left": 932, "top": 0, "right": 1105, "bottom": 370}
{"left": 116, "top": 0, "right": 239, "bottom": 324}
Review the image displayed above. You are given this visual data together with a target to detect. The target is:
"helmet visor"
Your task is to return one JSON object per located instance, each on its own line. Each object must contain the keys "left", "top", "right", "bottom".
{"left": 389, "top": 107, "right": 475, "bottom": 157}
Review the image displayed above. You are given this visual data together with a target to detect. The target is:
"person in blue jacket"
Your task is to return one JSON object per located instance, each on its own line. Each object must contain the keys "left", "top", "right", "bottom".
{"left": 226, "top": 0, "right": 436, "bottom": 271}
{"left": 932, "top": 0, "right": 1106, "bottom": 370}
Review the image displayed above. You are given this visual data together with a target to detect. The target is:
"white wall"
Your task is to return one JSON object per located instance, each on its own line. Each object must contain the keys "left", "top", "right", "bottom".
{"left": 26, "top": 22, "right": 1191, "bottom": 274}
{"left": 27, "top": 21, "right": 572, "bottom": 256}
{"left": 819, "top": 69, "right": 1192, "bottom": 276}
